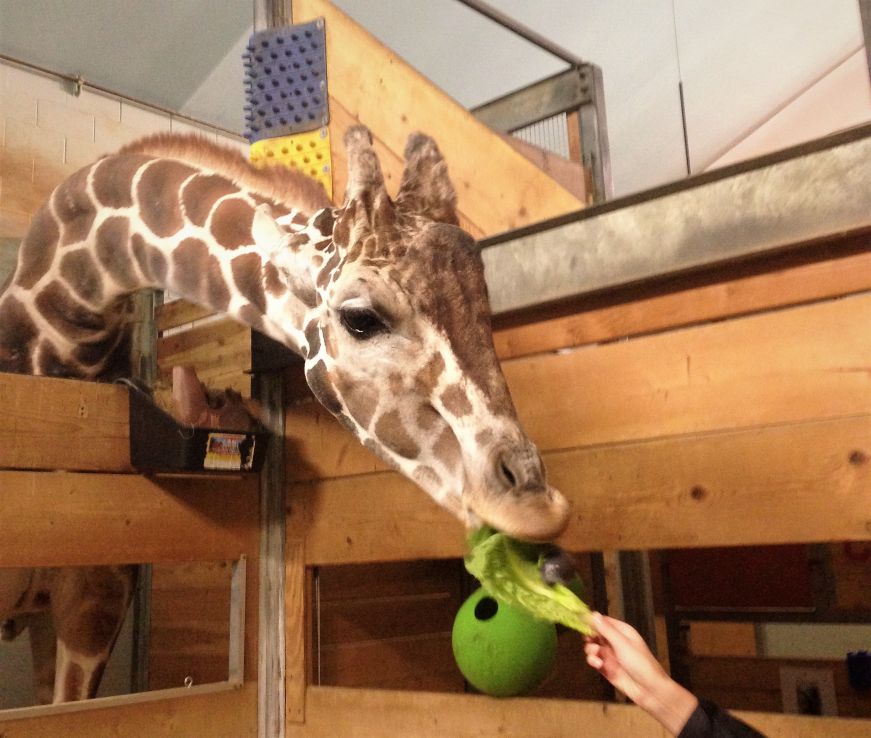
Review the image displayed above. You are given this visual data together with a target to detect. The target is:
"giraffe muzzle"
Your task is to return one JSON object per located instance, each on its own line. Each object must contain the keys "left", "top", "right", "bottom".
{"left": 470, "top": 443, "right": 572, "bottom": 542}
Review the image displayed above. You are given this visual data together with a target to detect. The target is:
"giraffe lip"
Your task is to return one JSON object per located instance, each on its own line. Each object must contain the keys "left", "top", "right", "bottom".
{"left": 467, "top": 485, "right": 571, "bottom": 543}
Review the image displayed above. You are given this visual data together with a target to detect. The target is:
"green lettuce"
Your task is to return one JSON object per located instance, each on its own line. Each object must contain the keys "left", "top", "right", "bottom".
{"left": 464, "top": 527, "right": 593, "bottom": 635}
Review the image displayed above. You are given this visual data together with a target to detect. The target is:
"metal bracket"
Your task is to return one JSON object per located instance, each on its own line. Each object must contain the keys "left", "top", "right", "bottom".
{"left": 472, "top": 64, "right": 612, "bottom": 203}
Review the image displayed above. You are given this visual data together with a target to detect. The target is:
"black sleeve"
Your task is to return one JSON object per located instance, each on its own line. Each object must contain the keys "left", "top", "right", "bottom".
{"left": 678, "top": 699, "right": 767, "bottom": 738}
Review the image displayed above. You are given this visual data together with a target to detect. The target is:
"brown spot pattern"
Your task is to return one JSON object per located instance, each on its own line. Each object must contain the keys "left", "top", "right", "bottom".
{"left": 441, "top": 384, "right": 472, "bottom": 417}
{"left": 415, "top": 353, "right": 445, "bottom": 392}
{"left": 416, "top": 404, "right": 440, "bottom": 433}
{"left": 335, "top": 368, "right": 378, "bottom": 429}
{"left": 131, "top": 234, "right": 168, "bottom": 283}
{"left": 306, "top": 360, "right": 342, "bottom": 415}
{"left": 238, "top": 304, "right": 265, "bottom": 332}
{"left": 0, "top": 296, "right": 37, "bottom": 373}
{"left": 231, "top": 252, "right": 267, "bottom": 313}
{"left": 374, "top": 409, "right": 420, "bottom": 459}
{"left": 432, "top": 426, "right": 461, "bottom": 467}
{"left": 136, "top": 159, "right": 197, "bottom": 237}
{"left": 35, "top": 281, "right": 107, "bottom": 340}
{"left": 14, "top": 208, "right": 59, "bottom": 289}
{"left": 304, "top": 320, "right": 321, "bottom": 358}
{"left": 92, "top": 154, "right": 151, "bottom": 208}
{"left": 60, "top": 250, "right": 104, "bottom": 304}
{"left": 211, "top": 197, "right": 255, "bottom": 250}
{"left": 37, "top": 340, "right": 76, "bottom": 377}
{"left": 312, "top": 208, "right": 335, "bottom": 237}
{"left": 54, "top": 167, "right": 96, "bottom": 246}
{"left": 263, "top": 261, "right": 286, "bottom": 298}
{"left": 172, "top": 237, "right": 210, "bottom": 299}
{"left": 95, "top": 217, "right": 138, "bottom": 290}
{"left": 182, "top": 174, "right": 239, "bottom": 226}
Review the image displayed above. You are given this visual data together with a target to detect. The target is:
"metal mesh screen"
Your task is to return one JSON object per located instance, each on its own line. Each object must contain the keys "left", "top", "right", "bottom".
{"left": 512, "top": 112, "right": 570, "bottom": 158}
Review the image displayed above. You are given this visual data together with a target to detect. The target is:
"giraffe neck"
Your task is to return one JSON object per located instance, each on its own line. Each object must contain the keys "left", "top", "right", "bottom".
{"left": 0, "top": 151, "right": 335, "bottom": 379}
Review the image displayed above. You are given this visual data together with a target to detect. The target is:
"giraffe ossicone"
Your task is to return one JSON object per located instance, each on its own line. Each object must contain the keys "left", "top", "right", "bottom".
{"left": 0, "top": 124, "right": 570, "bottom": 542}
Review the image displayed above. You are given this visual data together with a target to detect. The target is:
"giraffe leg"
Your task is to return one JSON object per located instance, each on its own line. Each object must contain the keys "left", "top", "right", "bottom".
{"left": 53, "top": 640, "right": 110, "bottom": 703}
{"left": 51, "top": 566, "right": 136, "bottom": 702}
{"left": 26, "top": 611, "right": 58, "bottom": 705}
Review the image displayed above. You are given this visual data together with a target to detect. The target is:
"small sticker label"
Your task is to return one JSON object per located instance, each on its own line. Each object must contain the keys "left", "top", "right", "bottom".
{"left": 204, "top": 433, "right": 256, "bottom": 471}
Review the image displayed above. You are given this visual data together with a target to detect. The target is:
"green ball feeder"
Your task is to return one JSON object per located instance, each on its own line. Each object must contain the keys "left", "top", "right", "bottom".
{"left": 451, "top": 587, "right": 557, "bottom": 697}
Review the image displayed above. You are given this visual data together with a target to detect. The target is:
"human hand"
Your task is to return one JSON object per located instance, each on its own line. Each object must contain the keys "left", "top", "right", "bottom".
{"left": 584, "top": 612, "right": 697, "bottom": 736}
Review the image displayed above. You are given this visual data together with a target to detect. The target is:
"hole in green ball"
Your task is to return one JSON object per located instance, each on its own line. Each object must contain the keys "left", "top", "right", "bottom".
{"left": 474, "top": 597, "right": 498, "bottom": 621}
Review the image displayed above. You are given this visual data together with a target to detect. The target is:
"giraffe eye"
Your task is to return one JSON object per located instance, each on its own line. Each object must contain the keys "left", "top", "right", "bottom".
{"left": 339, "top": 306, "right": 388, "bottom": 340}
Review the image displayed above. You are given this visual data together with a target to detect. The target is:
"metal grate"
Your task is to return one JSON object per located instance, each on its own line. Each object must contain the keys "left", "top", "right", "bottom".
{"left": 512, "top": 112, "right": 571, "bottom": 159}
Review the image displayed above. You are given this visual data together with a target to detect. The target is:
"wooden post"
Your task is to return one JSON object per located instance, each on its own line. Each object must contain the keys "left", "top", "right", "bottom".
{"left": 254, "top": 6, "right": 293, "bottom": 738}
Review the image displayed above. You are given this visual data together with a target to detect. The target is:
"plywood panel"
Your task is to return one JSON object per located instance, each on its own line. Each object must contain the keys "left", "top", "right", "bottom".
{"left": 148, "top": 561, "right": 233, "bottom": 691}
{"left": 286, "top": 294, "right": 871, "bottom": 482}
{"left": 292, "top": 0, "right": 583, "bottom": 237}
{"left": 0, "top": 471, "right": 259, "bottom": 567}
{"left": 0, "top": 372, "right": 130, "bottom": 472}
{"left": 285, "top": 686, "right": 871, "bottom": 738}
{"left": 290, "top": 414, "right": 871, "bottom": 564}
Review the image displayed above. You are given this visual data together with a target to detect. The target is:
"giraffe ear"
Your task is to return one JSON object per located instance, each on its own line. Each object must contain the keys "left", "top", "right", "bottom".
{"left": 343, "top": 126, "right": 388, "bottom": 204}
{"left": 395, "top": 132, "right": 459, "bottom": 226}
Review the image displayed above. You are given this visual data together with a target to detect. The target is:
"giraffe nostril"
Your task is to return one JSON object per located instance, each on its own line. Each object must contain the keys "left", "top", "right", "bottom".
{"left": 498, "top": 460, "right": 517, "bottom": 488}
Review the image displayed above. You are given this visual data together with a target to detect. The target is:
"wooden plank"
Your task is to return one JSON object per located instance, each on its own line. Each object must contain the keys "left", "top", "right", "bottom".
{"left": 156, "top": 299, "right": 216, "bottom": 332}
{"left": 287, "top": 472, "right": 462, "bottom": 566}
{"left": 292, "top": 0, "right": 583, "bottom": 237}
{"left": 492, "top": 237, "right": 871, "bottom": 360}
{"left": 156, "top": 317, "right": 251, "bottom": 381}
{"left": 498, "top": 133, "right": 586, "bottom": 202}
{"left": 285, "top": 293, "right": 871, "bottom": 481}
{"left": 316, "top": 560, "right": 461, "bottom": 602}
{"left": 285, "top": 685, "right": 871, "bottom": 738}
{"left": 551, "top": 415, "right": 871, "bottom": 553}
{"left": 0, "top": 373, "right": 130, "bottom": 472}
{"left": 318, "top": 636, "right": 463, "bottom": 692}
{"left": 286, "top": 540, "right": 307, "bottom": 724}
{"left": 0, "top": 682, "right": 257, "bottom": 737}
{"left": 0, "top": 471, "right": 260, "bottom": 567}
{"left": 290, "top": 414, "right": 871, "bottom": 564}
{"left": 148, "top": 561, "right": 233, "bottom": 691}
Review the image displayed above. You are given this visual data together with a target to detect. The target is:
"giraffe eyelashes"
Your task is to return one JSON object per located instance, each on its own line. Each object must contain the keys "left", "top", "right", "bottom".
{"left": 339, "top": 306, "right": 389, "bottom": 340}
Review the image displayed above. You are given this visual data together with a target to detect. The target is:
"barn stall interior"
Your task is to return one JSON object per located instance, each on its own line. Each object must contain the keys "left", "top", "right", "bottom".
{"left": 1, "top": 1, "right": 870, "bottom": 736}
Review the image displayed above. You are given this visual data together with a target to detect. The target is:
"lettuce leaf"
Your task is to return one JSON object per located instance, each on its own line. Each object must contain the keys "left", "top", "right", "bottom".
{"left": 464, "top": 527, "right": 593, "bottom": 635}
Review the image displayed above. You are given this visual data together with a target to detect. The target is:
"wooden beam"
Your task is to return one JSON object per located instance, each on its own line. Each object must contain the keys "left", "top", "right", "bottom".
{"left": 291, "top": 0, "right": 583, "bottom": 236}
{"left": 284, "top": 686, "right": 871, "bottom": 738}
{"left": 285, "top": 540, "right": 307, "bottom": 724}
{"left": 0, "top": 471, "right": 259, "bottom": 567}
{"left": 290, "top": 414, "right": 871, "bottom": 564}
{"left": 0, "top": 373, "right": 130, "bottom": 472}
{"left": 0, "top": 683, "right": 257, "bottom": 737}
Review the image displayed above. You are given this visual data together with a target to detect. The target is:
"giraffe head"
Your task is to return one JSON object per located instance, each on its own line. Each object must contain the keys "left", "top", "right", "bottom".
{"left": 273, "top": 127, "right": 570, "bottom": 542}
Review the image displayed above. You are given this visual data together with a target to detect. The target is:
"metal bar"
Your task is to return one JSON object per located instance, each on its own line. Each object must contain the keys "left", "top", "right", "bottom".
{"left": 481, "top": 123, "right": 871, "bottom": 316}
{"left": 859, "top": 0, "right": 871, "bottom": 81}
{"left": 577, "top": 63, "right": 612, "bottom": 202}
{"left": 455, "top": 0, "right": 584, "bottom": 67}
{"left": 254, "top": 0, "right": 293, "bottom": 30}
{"left": 471, "top": 67, "right": 592, "bottom": 133}
{"left": 0, "top": 53, "right": 242, "bottom": 139}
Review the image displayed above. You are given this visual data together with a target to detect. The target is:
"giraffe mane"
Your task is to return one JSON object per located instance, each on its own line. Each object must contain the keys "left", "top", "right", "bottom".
{"left": 119, "top": 132, "right": 333, "bottom": 216}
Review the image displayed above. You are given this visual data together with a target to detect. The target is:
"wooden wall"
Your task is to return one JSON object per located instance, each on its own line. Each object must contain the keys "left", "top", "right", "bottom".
{"left": 284, "top": 228, "right": 871, "bottom": 735}
{"left": 0, "top": 375, "right": 260, "bottom": 736}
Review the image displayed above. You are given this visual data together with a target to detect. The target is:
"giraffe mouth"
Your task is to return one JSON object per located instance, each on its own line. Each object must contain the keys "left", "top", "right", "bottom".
{"left": 467, "top": 484, "right": 571, "bottom": 543}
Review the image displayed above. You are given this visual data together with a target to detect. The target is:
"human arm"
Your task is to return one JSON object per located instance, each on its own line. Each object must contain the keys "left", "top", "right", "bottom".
{"left": 584, "top": 612, "right": 698, "bottom": 735}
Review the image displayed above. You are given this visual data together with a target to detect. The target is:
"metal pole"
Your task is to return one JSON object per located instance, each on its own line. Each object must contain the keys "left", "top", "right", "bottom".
{"left": 454, "top": 0, "right": 586, "bottom": 68}
{"left": 860, "top": 0, "right": 871, "bottom": 83}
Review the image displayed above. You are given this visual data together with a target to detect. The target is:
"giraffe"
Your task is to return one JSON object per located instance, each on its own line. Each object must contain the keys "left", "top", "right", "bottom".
{"left": 0, "top": 125, "right": 571, "bottom": 702}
